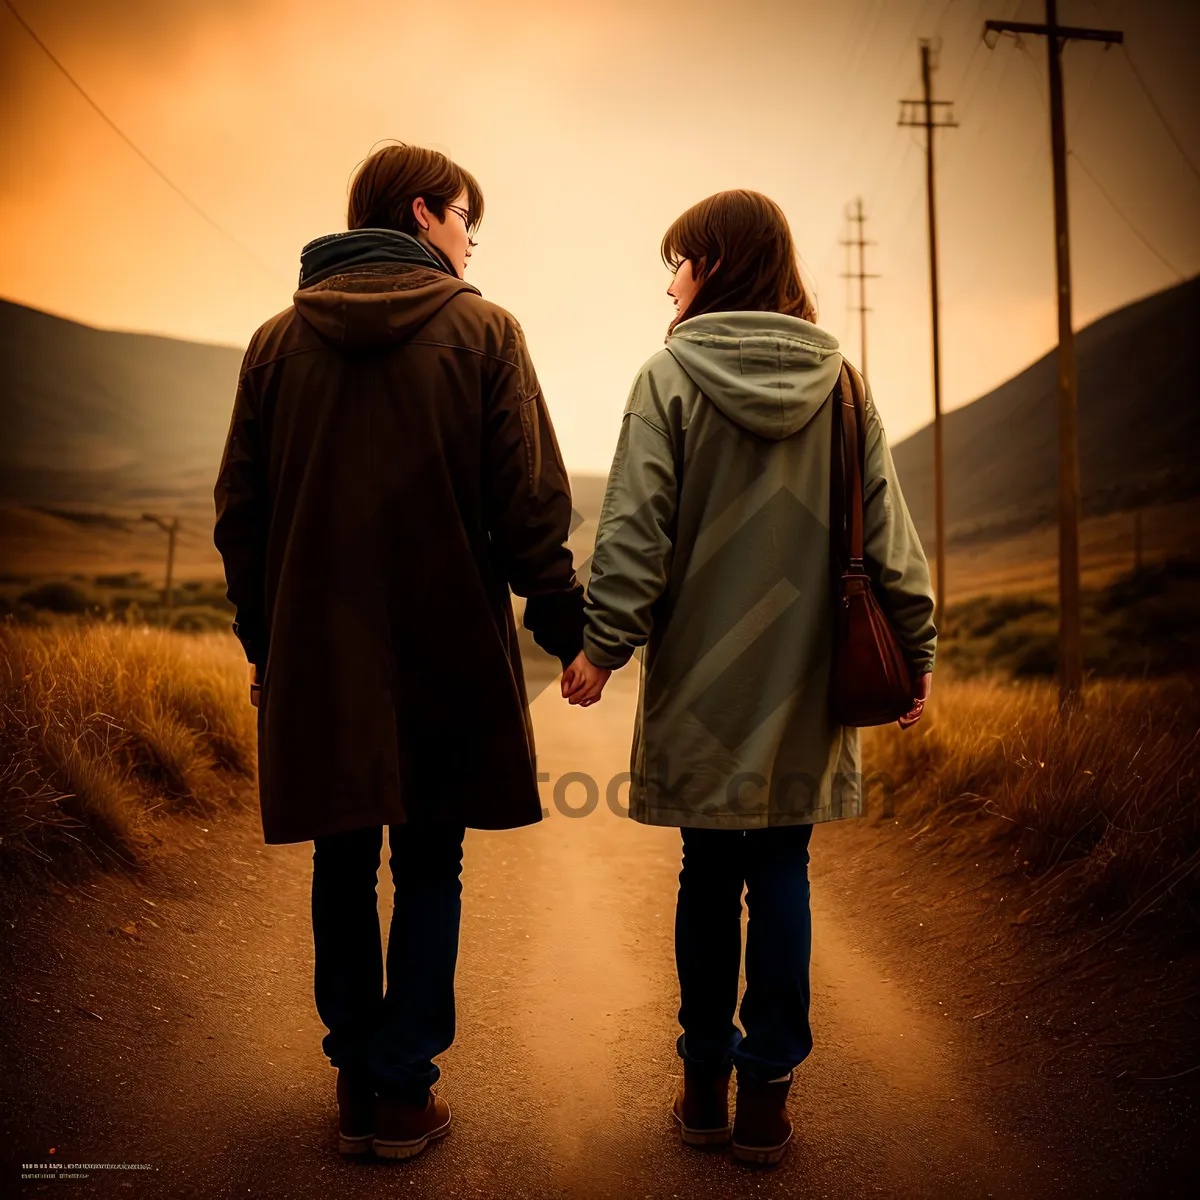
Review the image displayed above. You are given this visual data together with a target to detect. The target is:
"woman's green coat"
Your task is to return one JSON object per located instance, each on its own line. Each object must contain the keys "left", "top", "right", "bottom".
{"left": 582, "top": 311, "right": 937, "bottom": 830}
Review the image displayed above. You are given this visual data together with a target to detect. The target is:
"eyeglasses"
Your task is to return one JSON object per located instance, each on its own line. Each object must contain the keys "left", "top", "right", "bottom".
{"left": 445, "top": 204, "right": 478, "bottom": 250}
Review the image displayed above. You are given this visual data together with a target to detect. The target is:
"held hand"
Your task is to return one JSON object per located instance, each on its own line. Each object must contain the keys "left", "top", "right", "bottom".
{"left": 897, "top": 671, "right": 932, "bottom": 729}
{"left": 561, "top": 649, "right": 612, "bottom": 707}
{"left": 249, "top": 663, "right": 261, "bottom": 709}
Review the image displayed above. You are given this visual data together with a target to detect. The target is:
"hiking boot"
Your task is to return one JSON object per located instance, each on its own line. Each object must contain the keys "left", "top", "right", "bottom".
{"left": 372, "top": 1089, "right": 452, "bottom": 1160}
{"left": 335, "top": 1068, "right": 375, "bottom": 1156}
{"left": 672, "top": 1065, "right": 733, "bottom": 1146}
{"left": 731, "top": 1072, "right": 793, "bottom": 1165}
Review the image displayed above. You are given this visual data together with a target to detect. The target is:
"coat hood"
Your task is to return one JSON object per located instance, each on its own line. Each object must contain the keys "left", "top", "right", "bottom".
{"left": 293, "top": 228, "right": 479, "bottom": 350}
{"left": 665, "top": 311, "right": 843, "bottom": 440}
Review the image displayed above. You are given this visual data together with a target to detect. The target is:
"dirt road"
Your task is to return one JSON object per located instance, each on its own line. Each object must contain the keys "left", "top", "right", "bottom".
{"left": 2, "top": 668, "right": 1190, "bottom": 1198}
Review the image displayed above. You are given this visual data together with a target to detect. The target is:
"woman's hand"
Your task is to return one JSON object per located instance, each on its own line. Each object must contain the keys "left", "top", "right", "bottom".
{"left": 897, "top": 671, "right": 932, "bottom": 729}
{"left": 561, "top": 650, "right": 612, "bottom": 707}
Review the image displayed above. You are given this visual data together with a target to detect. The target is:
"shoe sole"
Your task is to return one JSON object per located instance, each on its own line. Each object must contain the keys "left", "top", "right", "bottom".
{"left": 672, "top": 1107, "right": 732, "bottom": 1147}
{"left": 338, "top": 1131, "right": 374, "bottom": 1156}
{"left": 731, "top": 1131, "right": 791, "bottom": 1165}
{"left": 372, "top": 1111, "right": 452, "bottom": 1160}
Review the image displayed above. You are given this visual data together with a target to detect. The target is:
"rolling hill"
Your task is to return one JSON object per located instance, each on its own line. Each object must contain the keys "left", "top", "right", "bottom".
{"left": 0, "top": 297, "right": 244, "bottom": 509}
{"left": 1, "top": 278, "right": 1196, "bottom": 577}
{"left": 888, "top": 274, "right": 1200, "bottom": 546}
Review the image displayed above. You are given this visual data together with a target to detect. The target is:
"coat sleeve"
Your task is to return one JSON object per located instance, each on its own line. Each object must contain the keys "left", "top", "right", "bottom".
{"left": 213, "top": 349, "right": 270, "bottom": 670}
{"left": 860, "top": 381, "right": 937, "bottom": 676}
{"left": 484, "top": 318, "right": 585, "bottom": 670}
{"left": 581, "top": 368, "right": 679, "bottom": 671}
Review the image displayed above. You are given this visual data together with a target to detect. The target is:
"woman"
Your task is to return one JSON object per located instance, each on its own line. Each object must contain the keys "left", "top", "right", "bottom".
{"left": 561, "top": 190, "right": 935, "bottom": 1166}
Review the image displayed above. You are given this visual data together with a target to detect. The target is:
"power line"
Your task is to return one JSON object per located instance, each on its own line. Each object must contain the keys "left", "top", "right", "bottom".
{"left": 823, "top": 0, "right": 971, "bottom": 262}
{"left": 1014, "top": 34, "right": 1109, "bottom": 136}
{"left": 946, "top": 27, "right": 990, "bottom": 114}
{"left": 1012, "top": 35, "right": 1187, "bottom": 282}
{"left": 934, "top": 7, "right": 1024, "bottom": 207}
{"left": 939, "top": 37, "right": 1022, "bottom": 191}
{"left": 1067, "top": 150, "right": 1186, "bottom": 281}
{"left": 1, "top": 0, "right": 290, "bottom": 289}
{"left": 1119, "top": 43, "right": 1200, "bottom": 186}
{"left": 845, "top": 0, "right": 891, "bottom": 85}
{"left": 931, "top": 0, "right": 956, "bottom": 38}
{"left": 828, "top": 0, "right": 939, "bottom": 195}
{"left": 1014, "top": 37, "right": 1050, "bottom": 107}
{"left": 821, "top": 0, "right": 904, "bottom": 191}
{"left": 857, "top": 0, "right": 1012, "bottom": 239}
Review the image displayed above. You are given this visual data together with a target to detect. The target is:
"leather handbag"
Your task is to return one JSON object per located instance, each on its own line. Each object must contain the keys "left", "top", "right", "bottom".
{"left": 828, "top": 362, "right": 916, "bottom": 726}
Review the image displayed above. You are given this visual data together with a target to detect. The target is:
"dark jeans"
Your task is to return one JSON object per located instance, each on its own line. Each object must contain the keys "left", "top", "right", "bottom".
{"left": 674, "top": 823, "right": 815, "bottom": 1083}
{"left": 311, "top": 822, "right": 465, "bottom": 1101}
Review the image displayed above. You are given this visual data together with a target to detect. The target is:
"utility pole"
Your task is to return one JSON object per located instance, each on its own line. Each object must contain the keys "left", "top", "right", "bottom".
{"left": 142, "top": 513, "right": 179, "bottom": 616}
{"left": 983, "top": 2, "right": 1123, "bottom": 712}
{"left": 840, "top": 197, "right": 879, "bottom": 377}
{"left": 898, "top": 40, "right": 956, "bottom": 634}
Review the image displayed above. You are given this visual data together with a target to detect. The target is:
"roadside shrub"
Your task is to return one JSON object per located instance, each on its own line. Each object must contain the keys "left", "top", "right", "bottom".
{"left": 17, "top": 581, "right": 94, "bottom": 614}
{"left": 864, "top": 675, "right": 1200, "bottom": 930}
{"left": 0, "top": 625, "right": 256, "bottom": 878}
{"left": 169, "top": 607, "right": 233, "bottom": 633}
{"left": 940, "top": 560, "right": 1200, "bottom": 680}
{"left": 93, "top": 572, "right": 145, "bottom": 589}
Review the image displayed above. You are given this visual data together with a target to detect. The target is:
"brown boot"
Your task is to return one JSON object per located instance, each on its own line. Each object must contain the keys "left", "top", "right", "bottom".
{"left": 335, "top": 1068, "right": 375, "bottom": 1156}
{"left": 731, "top": 1072, "right": 793, "bottom": 1165}
{"left": 672, "top": 1065, "right": 733, "bottom": 1146}
{"left": 372, "top": 1089, "right": 452, "bottom": 1160}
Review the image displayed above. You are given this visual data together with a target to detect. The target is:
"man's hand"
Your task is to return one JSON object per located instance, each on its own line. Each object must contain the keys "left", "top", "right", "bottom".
{"left": 897, "top": 671, "right": 932, "bottom": 729}
{"left": 561, "top": 649, "right": 612, "bottom": 707}
{"left": 249, "top": 663, "right": 261, "bottom": 709}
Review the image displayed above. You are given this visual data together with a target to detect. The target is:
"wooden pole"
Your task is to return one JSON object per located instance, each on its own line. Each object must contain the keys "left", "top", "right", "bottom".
{"left": 1046, "top": 0, "right": 1084, "bottom": 710}
{"left": 899, "top": 43, "right": 955, "bottom": 632}
{"left": 985, "top": 0, "right": 1123, "bottom": 712}
{"left": 165, "top": 519, "right": 177, "bottom": 615}
{"left": 839, "top": 197, "right": 879, "bottom": 379}
{"left": 142, "top": 513, "right": 180, "bottom": 619}
{"left": 921, "top": 43, "right": 947, "bottom": 636}
{"left": 857, "top": 197, "right": 868, "bottom": 377}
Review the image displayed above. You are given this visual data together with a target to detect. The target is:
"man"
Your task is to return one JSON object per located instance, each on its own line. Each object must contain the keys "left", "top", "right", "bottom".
{"left": 213, "top": 141, "right": 585, "bottom": 1160}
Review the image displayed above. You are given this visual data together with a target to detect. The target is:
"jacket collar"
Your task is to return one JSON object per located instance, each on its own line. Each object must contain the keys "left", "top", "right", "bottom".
{"left": 298, "top": 228, "right": 457, "bottom": 287}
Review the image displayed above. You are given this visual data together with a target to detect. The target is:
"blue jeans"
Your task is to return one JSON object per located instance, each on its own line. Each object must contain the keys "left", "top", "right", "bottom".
{"left": 311, "top": 822, "right": 465, "bottom": 1101}
{"left": 674, "top": 823, "right": 815, "bottom": 1082}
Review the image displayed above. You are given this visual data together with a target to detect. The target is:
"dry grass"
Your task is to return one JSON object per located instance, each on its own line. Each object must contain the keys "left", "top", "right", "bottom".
{"left": 0, "top": 623, "right": 256, "bottom": 878}
{"left": 864, "top": 675, "right": 1200, "bottom": 930}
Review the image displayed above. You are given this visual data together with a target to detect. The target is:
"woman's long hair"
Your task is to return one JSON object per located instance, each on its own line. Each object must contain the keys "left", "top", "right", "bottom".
{"left": 661, "top": 190, "right": 817, "bottom": 336}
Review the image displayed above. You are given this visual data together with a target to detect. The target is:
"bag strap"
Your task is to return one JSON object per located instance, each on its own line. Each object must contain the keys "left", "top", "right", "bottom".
{"left": 834, "top": 362, "right": 866, "bottom": 570}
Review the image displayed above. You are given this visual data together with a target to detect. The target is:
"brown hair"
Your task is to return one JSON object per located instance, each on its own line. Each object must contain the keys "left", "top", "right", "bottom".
{"left": 660, "top": 189, "right": 816, "bottom": 336}
{"left": 347, "top": 142, "right": 484, "bottom": 237}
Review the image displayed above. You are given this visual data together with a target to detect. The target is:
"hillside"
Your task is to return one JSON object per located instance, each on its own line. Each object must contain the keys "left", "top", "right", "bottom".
{"left": 0, "top": 297, "right": 244, "bottom": 508}
{"left": 0, "top": 297, "right": 612, "bottom": 576}
{"left": 1, "top": 280, "right": 1197, "bottom": 578}
{"left": 888, "top": 275, "right": 1200, "bottom": 545}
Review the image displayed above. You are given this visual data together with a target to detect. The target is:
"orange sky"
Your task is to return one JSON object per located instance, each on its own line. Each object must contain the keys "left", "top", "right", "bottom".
{"left": 2, "top": 0, "right": 1197, "bottom": 473}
